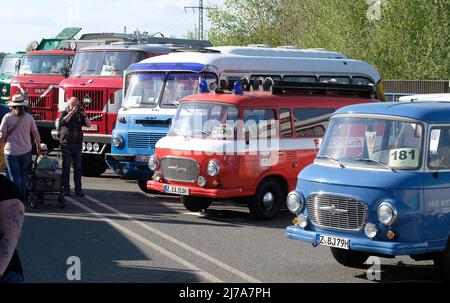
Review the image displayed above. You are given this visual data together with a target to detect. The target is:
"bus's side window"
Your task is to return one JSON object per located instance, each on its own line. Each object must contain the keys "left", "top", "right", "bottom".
{"left": 244, "top": 109, "right": 277, "bottom": 139}
{"left": 293, "top": 108, "right": 335, "bottom": 137}
{"left": 280, "top": 108, "right": 293, "bottom": 137}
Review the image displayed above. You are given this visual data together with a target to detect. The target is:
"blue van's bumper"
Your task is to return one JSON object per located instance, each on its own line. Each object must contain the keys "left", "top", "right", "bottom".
{"left": 105, "top": 154, "right": 153, "bottom": 180}
{"left": 285, "top": 226, "right": 446, "bottom": 256}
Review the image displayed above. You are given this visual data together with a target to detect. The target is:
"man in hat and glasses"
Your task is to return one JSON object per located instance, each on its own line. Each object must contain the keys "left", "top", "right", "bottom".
{"left": 0, "top": 94, "right": 41, "bottom": 194}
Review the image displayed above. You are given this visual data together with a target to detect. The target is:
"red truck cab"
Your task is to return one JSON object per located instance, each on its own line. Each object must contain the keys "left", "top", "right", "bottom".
{"left": 147, "top": 81, "right": 378, "bottom": 219}
{"left": 10, "top": 50, "right": 74, "bottom": 147}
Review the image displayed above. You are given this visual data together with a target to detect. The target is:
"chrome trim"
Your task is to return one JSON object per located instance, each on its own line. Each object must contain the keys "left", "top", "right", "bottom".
{"left": 160, "top": 156, "right": 200, "bottom": 183}
{"left": 307, "top": 192, "right": 368, "bottom": 232}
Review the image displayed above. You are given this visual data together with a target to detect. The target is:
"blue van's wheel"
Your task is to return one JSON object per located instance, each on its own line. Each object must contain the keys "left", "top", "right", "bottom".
{"left": 434, "top": 243, "right": 450, "bottom": 281}
{"left": 331, "top": 248, "right": 370, "bottom": 268}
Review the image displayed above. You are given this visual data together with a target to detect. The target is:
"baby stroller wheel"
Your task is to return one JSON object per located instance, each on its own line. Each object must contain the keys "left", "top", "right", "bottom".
{"left": 27, "top": 192, "right": 38, "bottom": 209}
{"left": 58, "top": 194, "right": 65, "bottom": 209}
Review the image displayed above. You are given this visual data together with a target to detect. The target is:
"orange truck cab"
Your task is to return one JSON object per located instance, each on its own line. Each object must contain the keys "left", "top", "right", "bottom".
{"left": 147, "top": 81, "right": 378, "bottom": 219}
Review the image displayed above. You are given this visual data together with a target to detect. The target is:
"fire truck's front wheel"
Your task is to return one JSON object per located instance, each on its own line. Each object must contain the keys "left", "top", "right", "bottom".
{"left": 181, "top": 196, "right": 212, "bottom": 212}
{"left": 248, "top": 178, "right": 284, "bottom": 220}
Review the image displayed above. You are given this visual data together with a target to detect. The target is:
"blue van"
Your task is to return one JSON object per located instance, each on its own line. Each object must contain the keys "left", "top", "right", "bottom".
{"left": 285, "top": 101, "right": 450, "bottom": 280}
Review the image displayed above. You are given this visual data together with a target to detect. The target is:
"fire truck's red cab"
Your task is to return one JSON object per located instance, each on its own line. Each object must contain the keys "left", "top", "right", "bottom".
{"left": 147, "top": 81, "right": 378, "bottom": 219}
{"left": 56, "top": 44, "right": 179, "bottom": 177}
{"left": 10, "top": 50, "right": 74, "bottom": 147}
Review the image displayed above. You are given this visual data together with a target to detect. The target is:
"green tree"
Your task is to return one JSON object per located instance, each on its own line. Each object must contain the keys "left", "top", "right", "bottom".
{"left": 207, "top": 0, "right": 285, "bottom": 46}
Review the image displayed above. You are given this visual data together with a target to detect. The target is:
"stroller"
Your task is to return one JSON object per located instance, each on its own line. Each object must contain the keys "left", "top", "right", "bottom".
{"left": 25, "top": 150, "right": 65, "bottom": 209}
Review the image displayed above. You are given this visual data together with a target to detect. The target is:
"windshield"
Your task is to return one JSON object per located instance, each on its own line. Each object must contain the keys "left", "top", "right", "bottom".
{"left": 170, "top": 102, "right": 239, "bottom": 139}
{"left": 18, "top": 55, "right": 70, "bottom": 75}
{"left": 70, "top": 51, "right": 146, "bottom": 77}
{"left": 122, "top": 73, "right": 165, "bottom": 108}
{"left": 123, "top": 72, "right": 218, "bottom": 108}
{"left": 161, "top": 73, "right": 217, "bottom": 107}
{"left": 318, "top": 116, "right": 423, "bottom": 170}
{"left": 0, "top": 56, "right": 21, "bottom": 75}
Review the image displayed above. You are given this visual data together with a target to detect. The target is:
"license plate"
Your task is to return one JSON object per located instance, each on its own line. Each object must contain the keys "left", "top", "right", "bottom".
{"left": 164, "top": 185, "right": 189, "bottom": 196}
{"left": 316, "top": 234, "right": 350, "bottom": 250}
{"left": 135, "top": 155, "right": 149, "bottom": 163}
{"left": 82, "top": 125, "right": 98, "bottom": 132}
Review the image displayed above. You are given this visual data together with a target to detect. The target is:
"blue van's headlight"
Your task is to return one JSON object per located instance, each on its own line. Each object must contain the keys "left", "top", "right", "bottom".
{"left": 113, "top": 134, "right": 124, "bottom": 149}
{"left": 287, "top": 192, "right": 303, "bottom": 214}
{"left": 377, "top": 202, "right": 397, "bottom": 226}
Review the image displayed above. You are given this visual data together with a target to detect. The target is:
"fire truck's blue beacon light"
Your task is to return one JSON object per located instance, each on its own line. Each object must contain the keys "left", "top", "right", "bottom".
{"left": 233, "top": 81, "right": 244, "bottom": 95}
{"left": 199, "top": 80, "right": 209, "bottom": 93}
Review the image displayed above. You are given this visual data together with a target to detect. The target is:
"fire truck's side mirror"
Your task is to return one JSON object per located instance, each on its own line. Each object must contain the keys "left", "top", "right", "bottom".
{"left": 61, "top": 67, "right": 69, "bottom": 78}
{"left": 15, "top": 59, "right": 21, "bottom": 73}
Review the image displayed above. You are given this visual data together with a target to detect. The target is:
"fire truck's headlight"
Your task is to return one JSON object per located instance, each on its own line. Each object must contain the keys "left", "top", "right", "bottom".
{"left": 206, "top": 160, "right": 220, "bottom": 177}
{"left": 287, "top": 191, "right": 303, "bottom": 214}
{"left": 93, "top": 143, "right": 100, "bottom": 152}
{"left": 112, "top": 134, "right": 124, "bottom": 149}
{"left": 377, "top": 202, "right": 397, "bottom": 226}
{"left": 148, "top": 156, "right": 159, "bottom": 171}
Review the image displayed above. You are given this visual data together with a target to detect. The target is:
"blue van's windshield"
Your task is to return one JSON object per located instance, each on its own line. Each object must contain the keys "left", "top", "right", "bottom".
{"left": 318, "top": 116, "right": 423, "bottom": 170}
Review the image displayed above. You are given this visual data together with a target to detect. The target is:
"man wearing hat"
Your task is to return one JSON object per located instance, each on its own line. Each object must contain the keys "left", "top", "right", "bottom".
{"left": 0, "top": 94, "right": 41, "bottom": 194}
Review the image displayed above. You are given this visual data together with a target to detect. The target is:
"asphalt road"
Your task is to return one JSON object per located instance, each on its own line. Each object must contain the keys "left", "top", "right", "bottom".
{"left": 17, "top": 170, "right": 443, "bottom": 283}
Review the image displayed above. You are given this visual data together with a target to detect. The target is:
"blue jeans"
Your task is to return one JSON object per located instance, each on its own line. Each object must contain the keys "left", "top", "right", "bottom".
{"left": 5, "top": 151, "right": 32, "bottom": 194}
{"left": 62, "top": 146, "right": 82, "bottom": 192}
{"left": 0, "top": 272, "right": 24, "bottom": 283}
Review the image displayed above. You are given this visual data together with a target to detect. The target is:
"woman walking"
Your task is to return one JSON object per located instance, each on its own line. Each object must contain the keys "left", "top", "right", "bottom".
{"left": 0, "top": 94, "right": 41, "bottom": 194}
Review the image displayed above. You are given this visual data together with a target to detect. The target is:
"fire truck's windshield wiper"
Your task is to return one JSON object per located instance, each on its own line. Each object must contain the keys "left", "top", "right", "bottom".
{"left": 193, "top": 129, "right": 211, "bottom": 136}
{"left": 316, "top": 156, "right": 345, "bottom": 168}
{"left": 353, "top": 158, "right": 396, "bottom": 172}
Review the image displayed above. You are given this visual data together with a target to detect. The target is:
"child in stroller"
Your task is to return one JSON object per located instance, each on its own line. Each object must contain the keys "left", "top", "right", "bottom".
{"left": 26, "top": 144, "right": 65, "bottom": 209}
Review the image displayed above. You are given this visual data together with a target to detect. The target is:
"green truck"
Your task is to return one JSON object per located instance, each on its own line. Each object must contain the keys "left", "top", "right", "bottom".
{"left": 0, "top": 52, "right": 24, "bottom": 106}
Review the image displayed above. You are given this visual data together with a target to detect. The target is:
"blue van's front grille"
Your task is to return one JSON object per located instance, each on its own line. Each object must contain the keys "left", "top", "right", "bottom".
{"left": 128, "top": 132, "right": 166, "bottom": 149}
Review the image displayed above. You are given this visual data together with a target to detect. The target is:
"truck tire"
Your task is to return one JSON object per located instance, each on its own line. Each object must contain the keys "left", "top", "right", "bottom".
{"left": 330, "top": 247, "right": 370, "bottom": 268}
{"left": 248, "top": 178, "right": 284, "bottom": 220}
{"left": 82, "top": 154, "right": 107, "bottom": 177}
{"left": 137, "top": 179, "right": 161, "bottom": 195}
{"left": 181, "top": 196, "right": 212, "bottom": 212}
{"left": 434, "top": 242, "right": 450, "bottom": 281}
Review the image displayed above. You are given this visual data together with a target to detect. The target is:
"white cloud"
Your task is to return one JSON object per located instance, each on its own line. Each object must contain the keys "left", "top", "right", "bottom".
{"left": 0, "top": 0, "right": 224, "bottom": 53}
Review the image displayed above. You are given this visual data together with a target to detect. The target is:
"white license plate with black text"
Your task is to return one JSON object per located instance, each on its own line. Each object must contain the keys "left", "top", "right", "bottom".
{"left": 135, "top": 155, "right": 149, "bottom": 163}
{"left": 316, "top": 234, "right": 350, "bottom": 250}
{"left": 164, "top": 185, "right": 189, "bottom": 196}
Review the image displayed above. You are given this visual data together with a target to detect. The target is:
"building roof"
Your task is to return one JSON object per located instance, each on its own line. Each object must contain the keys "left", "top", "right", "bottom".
{"left": 334, "top": 101, "right": 450, "bottom": 123}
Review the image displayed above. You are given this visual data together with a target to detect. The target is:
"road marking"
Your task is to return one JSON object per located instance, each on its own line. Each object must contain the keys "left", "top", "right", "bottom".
{"left": 85, "top": 195, "right": 262, "bottom": 283}
{"left": 26, "top": 212, "right": 103, "bottom": 222}
{"left": 66, "top": 197, "right": 222, "bottom": 283}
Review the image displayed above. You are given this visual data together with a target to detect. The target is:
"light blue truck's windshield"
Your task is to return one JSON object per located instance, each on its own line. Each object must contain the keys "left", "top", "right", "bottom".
{"left": 122, "top": 72, "right": 217, "bottom": 109}
{"left": 319, "top": 117, "right": 423, "bottom": 170}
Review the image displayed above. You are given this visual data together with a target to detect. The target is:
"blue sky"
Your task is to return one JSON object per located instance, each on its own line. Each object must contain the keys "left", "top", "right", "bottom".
{"left": 0, "top": 0, "right": 224, "bottom": 53}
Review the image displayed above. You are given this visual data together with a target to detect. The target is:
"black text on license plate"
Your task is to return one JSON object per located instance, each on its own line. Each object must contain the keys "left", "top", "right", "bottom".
{"left": 164, "top": 185, "right": 189, "bottom": 196}
{"left": 316, "top": 234, "right": 350, "bottom": 250}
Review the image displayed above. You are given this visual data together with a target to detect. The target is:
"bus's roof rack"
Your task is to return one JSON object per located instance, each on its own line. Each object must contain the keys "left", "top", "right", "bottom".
{"left": 271, "top": 80, "right": 376, "bottom": 99}
{"left": 174, "top": 47, "right": 222, "bottom": 53}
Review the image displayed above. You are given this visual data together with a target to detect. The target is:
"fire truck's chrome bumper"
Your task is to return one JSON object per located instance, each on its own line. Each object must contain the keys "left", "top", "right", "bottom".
{"left": 147, "top": 181, "right": 253, "bottom": 199}
{"left": 83, "top": 134, "right": 111, "bottom": 144}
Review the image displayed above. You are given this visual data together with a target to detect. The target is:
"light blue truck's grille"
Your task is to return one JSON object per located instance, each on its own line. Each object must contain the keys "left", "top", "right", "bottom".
{"left": 127, "top": 132, "right": 166, "bottom": 149}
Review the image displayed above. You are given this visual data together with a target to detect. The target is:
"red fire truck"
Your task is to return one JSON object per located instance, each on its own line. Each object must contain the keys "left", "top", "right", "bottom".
{"left": 56, "top": 38, "right": 212, "bottom": 177}
{"left": 146, "top": 81, "right": 378, "bottom": 219}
